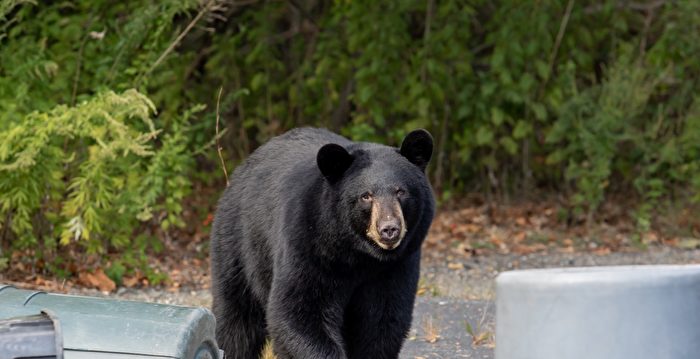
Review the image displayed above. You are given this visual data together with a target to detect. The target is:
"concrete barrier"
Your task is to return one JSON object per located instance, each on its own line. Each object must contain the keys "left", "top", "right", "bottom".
{"left": 496, "top": 265, "right": 700, "bottom": 359}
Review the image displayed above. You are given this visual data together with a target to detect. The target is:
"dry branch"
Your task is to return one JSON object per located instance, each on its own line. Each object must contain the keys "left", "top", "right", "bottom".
{"left": 215, "top": 86, "right": 230, "bottom": 186}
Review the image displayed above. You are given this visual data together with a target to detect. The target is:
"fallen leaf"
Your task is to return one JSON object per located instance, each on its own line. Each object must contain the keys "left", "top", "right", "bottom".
{"left": 664, "top": 237, "right": 679, "bottom": 246}
{"left": 78, "top": 271, "right": 93, "bottom": 287}
{"left": 93, "top": 269, "right": 116, "bottom": 292}
{"left": 426, "top": 336, "right": 439, "bottom": 344}
{"left": 512, "top": 243, "right": 546, "bottom": 255}
{"left": 558, "top": 246, "right": 575, "bottom": 253}
{"left": 122, "top": 276, "right": 139, "bottom": 288}
{"left": 593, "top": 247, "right": 611, "bottom": 255}
{"left": 202, "top": 213, "right": 214, "bottom": 226}
{"left": 643, "top": 232, "right": 659, "bottom": 243}
{"left": 465, "top": 224, "right": 481, "bottom": 233}
{"left": 78, "top": 268, "right": 116, "bottom": 292}
{"left": 447, "top": 262, "right": 463, "bottom": 270}
{"left": 472, "top": 331, "right": 492, "bottom": 346}
{"left": 513, "top": 232, "right": 526, "bottom": 243}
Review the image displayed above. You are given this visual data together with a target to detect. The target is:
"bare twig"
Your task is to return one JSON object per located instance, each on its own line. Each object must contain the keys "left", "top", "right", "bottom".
{"left": 0, "top": 212, "right": 10, "bottom": 257}
{"left": 525, "top": 0, "right": 575, "bottom": 193}
{"left": 639, "top": 7, "right": 656, "bottom": 58}
{"left": 584, "top": 0, "right": 668, "bottom": 14}
{"left": 420, "top": 0, "right": 435, "bottom": 84}
{"left": 422, "top": 315, "right": 441, "bottom": 343}
{"left": 216, "top": 87, "right": 230, "bottom": 187}
{"left": 536, "top": 0, "right": 575, "bottom": 99}
{"left": 71, "top": 37, "right": 87, "bottom": 106}
{"left": 287, "top": 0, "right": 318, "bottom": 29}
{"left": 141, "top": 0, "right": 216, "bottom": 83}
{"left": 548, "top": 0, "right": 575, "bottom": 79}
{"left": 330, "top": 79, "right": 354, "bottom": 131}
{"left": 233, "top": 67, "right": 250, "bottom": 156}
{"left": 434, "top": 103, "right": 449, "bottom": 193}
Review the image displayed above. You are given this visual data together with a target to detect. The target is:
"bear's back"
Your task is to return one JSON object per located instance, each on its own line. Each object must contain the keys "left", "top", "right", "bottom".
{"left": 219, "top": 128, "right": 352, "bottom": 241}
{"left": 231, "top": 128, "right": 349, "bottom": 193}
{"left": 245, "top": 127, "right": 350, "bottom": 173}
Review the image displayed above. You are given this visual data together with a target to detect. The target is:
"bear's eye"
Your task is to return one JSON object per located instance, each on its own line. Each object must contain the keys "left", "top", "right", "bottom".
{"left": 396, "top": 188, "right": 406, "bottom": 197}
{"left": 360, "top": 192, "right": 373, "bottom": 202}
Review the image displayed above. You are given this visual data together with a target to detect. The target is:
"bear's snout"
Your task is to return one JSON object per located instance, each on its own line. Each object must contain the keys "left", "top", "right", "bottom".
{"left": 367, "top": 199, "right": 408, "bottom": 250}
{"left": 378, "top": 218, "right": 401, "bottom": 244}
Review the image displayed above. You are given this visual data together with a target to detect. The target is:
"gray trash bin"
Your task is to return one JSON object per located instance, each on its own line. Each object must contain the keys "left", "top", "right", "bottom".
{"left": 0, "top": 284, "right": 222, "bottom": 359}
{"left": 495, "top": 265, "right": 700, "bottom": 359}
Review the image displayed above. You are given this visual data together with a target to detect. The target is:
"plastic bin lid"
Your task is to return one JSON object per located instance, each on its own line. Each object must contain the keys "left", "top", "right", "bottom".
{"left": 0, "top": 285, "right": 219, "bottom": 359}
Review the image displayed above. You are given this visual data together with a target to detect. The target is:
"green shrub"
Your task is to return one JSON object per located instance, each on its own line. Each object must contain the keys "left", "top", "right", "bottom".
{"left": 0, "top": 89, "right": 194, "bottom": 267}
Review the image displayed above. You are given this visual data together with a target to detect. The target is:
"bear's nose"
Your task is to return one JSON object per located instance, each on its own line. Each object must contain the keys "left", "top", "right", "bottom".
{"left": 378, "top": 219, "right": 401, "bottom": 243}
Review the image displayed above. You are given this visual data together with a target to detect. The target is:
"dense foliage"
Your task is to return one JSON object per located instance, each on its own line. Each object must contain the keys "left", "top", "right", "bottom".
{"left": 1, "top": 0, "right": 699, "bottom": 276}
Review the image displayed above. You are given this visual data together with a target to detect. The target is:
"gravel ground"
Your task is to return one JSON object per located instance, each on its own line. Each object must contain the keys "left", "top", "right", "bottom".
{"left": 421, "top": 246, "right": 700, "bottom": 300}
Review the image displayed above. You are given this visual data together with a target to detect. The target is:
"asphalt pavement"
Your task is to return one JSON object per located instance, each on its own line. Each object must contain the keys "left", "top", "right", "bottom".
{"left": 401, "top": 297, "right": 495, "bottom": 359}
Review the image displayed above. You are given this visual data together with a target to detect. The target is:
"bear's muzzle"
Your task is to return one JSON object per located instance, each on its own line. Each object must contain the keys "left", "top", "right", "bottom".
{"left": 367, "top": 199, "right": 407, "bottom": 250}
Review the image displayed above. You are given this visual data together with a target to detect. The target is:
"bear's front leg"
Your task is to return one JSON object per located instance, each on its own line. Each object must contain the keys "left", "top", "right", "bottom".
{"left": 343, "top": 251, "right": 421, "bottom": 359}
{"left": 266, "top": 271, "right": 350, "bottom": 359}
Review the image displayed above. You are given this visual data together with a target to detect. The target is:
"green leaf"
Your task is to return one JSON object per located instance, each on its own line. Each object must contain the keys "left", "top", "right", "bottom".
{"left": 106, "top": 261, "right": 127, "bottom": 285}
{"left": 546, "top": 150, "right": 565, "bottom": 165}
{"left": 535, "top": 60, "right": 550, "bottom": 80}
{"left": 476, "top": 126, "right": 494, "bottom": 146}
{"left": 357, "top": 85, "right": 373, "bottom": 104}
{"left": 500, "top": 136, "right": 518, "bottom": 155}
{"left": 250, "top": 73, "right": 266, "bottom": 92}
{"left": 531, "top": 103, "right": 547, "bottom": 121}
{"left": 513, "top": 120, "right": 532, "bottom": 139}
{"left": 491, "top": 107, "right": 505, "bottom": 126}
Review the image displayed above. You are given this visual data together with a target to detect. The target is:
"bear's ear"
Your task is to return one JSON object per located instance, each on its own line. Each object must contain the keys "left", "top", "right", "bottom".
{"left": 317, "top": 143, "right": 354, "bottom": 182}
{"left": 400, "top": 129, "right": 433, "bottom": 172}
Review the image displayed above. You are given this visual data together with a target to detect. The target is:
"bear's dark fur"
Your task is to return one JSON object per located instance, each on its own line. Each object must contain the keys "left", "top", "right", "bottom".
{"left": 211, "top": 127, "right": 435, "bottom": 359}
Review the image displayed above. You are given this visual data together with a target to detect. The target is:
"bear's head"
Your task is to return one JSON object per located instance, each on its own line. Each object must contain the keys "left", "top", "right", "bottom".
{"left": 316, "top": 129, "right": 435, "bottom": 260}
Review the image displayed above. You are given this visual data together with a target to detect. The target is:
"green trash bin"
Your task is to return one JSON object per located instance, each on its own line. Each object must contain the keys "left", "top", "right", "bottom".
{"left": 0, "top": 284, "right": 222, "bottom": 359}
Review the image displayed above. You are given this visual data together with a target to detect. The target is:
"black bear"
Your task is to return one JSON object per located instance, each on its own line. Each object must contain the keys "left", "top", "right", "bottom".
{"left": 211, "top": 127, "right": 435, "bottom": 359}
